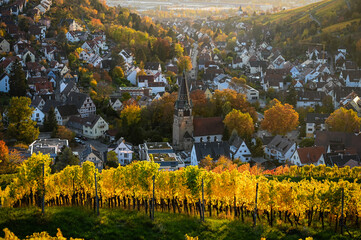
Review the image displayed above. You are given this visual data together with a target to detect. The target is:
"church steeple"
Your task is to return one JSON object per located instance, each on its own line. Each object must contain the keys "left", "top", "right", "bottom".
{"left": 172, "top": 71, "right": 193, "bottom": 151}
{"left": 175, "top": 72, "right": 192, "bottom": 115}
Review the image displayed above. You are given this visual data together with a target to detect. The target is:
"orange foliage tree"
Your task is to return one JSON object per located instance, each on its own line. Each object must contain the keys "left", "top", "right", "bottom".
{"left": 261, "top": 99, "right": 299, "bottom": 135}
{"left": 325, "top": 107, "right": 361, "bottom": 132}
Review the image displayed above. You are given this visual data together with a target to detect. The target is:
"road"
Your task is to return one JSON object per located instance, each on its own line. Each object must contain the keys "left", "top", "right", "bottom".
{"left": 189, "top": 42, "right": 198, "bottom": 81}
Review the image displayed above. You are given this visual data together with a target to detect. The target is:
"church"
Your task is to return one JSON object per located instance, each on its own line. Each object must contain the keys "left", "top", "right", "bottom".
{"left": 172, "top": 73, "right": 224, "bottom": 151}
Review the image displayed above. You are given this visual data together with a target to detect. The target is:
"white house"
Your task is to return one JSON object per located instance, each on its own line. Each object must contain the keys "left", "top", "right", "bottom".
{"left": 119, "top": 49, "right": 134, "bottom": 64}
{"left": 290, "top": 146, "right": 325, "bottom": 166}
{"left": 109, "top": 98, "right": 122, "bottom": 111}
{"left": 109, "top": 139, "right": 133, "bottom": 165}
{"left": 265, "top": 135, "right": 296, "bottom": 162}
{"left": 230, "top": 136, "right": 252, "bottom": 162}
{"left": 66, "top": 31, "right": 80, "bottom": 43}
{"left": 190, "top": 141, "right": 230, "bottom": 166}
{"left": 193, "top": 117, "right": 224, "bottom": 143}
{"left": 0, "top": 73, "right": 9, "bottom": 93}
{"left": 31, "top": 107, "right": 45, "bottom": 125}
{"left": 126, "top": 67, "right": 140, "bottom": 85}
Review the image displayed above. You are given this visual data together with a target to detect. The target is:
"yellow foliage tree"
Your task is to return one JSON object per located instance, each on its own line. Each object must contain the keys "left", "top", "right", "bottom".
{"left": 120, "top": 104, "right": 141, "bottom": 125}
{"left": 177, "top": 56, "right": 192, "bottom": 73}
{"left": 223, "top": 109, "right": 254, "bottom": 139}
{"left": 325, "top": 107, "right": 361, "bottom": 132}
{"left": 261, "top": 99, "right": 299, "bottom": 135}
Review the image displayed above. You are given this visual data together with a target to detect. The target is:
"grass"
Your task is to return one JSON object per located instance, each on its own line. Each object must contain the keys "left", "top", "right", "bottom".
{"left": 0, "top": 207, "right": 357, "bottom": 240}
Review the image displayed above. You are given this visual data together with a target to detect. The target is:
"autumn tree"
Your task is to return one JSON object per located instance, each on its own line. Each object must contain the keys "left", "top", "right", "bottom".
{"left": 199, "top": 155, "right": 214, "bottom": 170}
{"left": 223, "top": 109, "right": 255, "bottom": 140}
{"left": 211, "top": 89, "right": 257, "bottom": 121}
{"left": 177, "top": 56, "right": 192, "bottom": 73}
{"left": 190, "top": 89, "right": 210, "bottom": 117}
{"left": 174, "top": 43, "right": 184, "bottom": 58}
{"left": 229, "top": 76, "right": 246, "bottom": 92}
{"left": 7, "top": 97, "right": 39, "bottom": 144}
{"left": 54, "top": 126, "right": 75, "bottom": 142}
{"left": 120, "top": 104, "right": 141, "bottom": 126}
{"left": 325, "top": 107, "right": 361, "bottom": 132}
{"left": 0, "top": 140, "right": 9, "bottom": 163}
{"left": 261, "top": 99, "right": 299, "bottom": 135}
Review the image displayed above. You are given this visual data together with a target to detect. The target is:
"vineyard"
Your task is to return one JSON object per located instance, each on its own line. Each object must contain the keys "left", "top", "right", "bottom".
{"left": 1, "top": 153, "right": 361, "bottom": 236}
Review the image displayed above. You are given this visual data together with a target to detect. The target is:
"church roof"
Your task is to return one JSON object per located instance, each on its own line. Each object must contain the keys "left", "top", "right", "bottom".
{"left": 193, "top": 117, "right": 224, "bottom": 137}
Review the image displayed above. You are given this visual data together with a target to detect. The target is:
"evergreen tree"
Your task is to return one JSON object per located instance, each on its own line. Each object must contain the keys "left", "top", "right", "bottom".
{"left": 44, "top": 107, "right": 58, "bottom": 134}
{"left": 9, "top": 60, "right": 27, "bottom": 97}
{"left": 53, "top": 146, "right": 79, "bottom": 172}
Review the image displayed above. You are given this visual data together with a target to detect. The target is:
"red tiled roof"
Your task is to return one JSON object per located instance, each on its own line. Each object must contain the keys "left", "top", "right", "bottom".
{"left": 297, "top": 146, "right": 325, "bottom": 164}
{"left": 193, "top": 117, "right": 224, "bottom": 137}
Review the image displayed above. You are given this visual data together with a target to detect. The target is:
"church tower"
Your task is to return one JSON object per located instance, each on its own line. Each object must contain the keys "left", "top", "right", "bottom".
{"left": 172, "top": 72, "right": 193, "bottom": 151}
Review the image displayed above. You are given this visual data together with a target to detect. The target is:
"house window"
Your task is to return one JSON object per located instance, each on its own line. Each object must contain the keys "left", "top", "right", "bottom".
{"left": 124, "top": 153, "right": 128, "bottom": 158}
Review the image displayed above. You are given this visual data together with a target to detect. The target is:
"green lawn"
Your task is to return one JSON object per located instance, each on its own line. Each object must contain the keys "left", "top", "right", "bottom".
{"left": 0, "top": 207, "right": 356, "bottom": 240}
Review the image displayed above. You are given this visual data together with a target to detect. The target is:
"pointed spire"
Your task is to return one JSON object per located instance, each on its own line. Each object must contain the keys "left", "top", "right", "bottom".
{"left": 175, "top": 71, "right": 191, "bottom": 110}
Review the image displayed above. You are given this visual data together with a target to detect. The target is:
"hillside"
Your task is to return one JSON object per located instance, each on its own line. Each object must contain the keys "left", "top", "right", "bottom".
{"left": 243, "top": 0, "right": 361, "bottom": 61}
{"left": 0, "top": 207, "right": 353, "bottom": 240}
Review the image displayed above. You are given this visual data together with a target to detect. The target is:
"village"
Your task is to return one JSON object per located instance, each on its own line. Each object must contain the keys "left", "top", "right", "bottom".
{"left": 0, "top": 0, "right": 360, "bottom": 174}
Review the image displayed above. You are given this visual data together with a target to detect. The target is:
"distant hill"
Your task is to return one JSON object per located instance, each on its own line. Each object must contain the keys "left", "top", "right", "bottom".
{"left": 244, "top": 0, "right": 361, "bottom": 62}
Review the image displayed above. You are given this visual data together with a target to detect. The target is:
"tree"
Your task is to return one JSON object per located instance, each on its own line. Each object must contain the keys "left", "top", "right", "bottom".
{"left": 106, "top": 151, "right": 119, "bottom": 168}
{"left": 9, "top": 60, "right": 27, "bottom": 97}
{"left": 325, "top": 108, "right": 361, "bottom": 132}
{"left": 44, "top": 107, "right": 58, "bottom": 134}
{"left": 229, "top": 76, "right": 246, "bottom": 92}
{"left": 223, "top": 109, "right": 255, "bottom": 140}
{"left": 299, "top": 138, "right": 315, "bottom": 148}
{"left": 7, "top": 97, "right": 39, "bottom": 144}
{"left": 249, "top": 138, "right": 264, "bottom": 157}
{"left": 177, "top": 56, "right": 192, "bottom": 73}
{"left": 120, "top": 104, "right": 141, "bottom": 126}
{"left": 53, "top": 146, "right": 79, "bottom": 172}
{"left": 261, "top": 99, "right": 299, "bottom": 135}
{"left": 174, "top": 43, "right": 184, "bottom": 58}
{"left": 199, "top": 155, "right": 214, "bottom": 170}
{"left": 54, "top": 126, "right": 75, "bottom": 142}
{"left": 0, "top": 140, "right": 9, "bottom": 163}
{"left": 112, "top": 66, "right": 124, "bottom": 79}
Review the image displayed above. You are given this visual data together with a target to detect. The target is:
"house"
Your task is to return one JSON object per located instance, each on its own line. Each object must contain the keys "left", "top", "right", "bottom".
{"left": 108, "top": 138, "right": 133, "bottom": 165}
{"left": 29, "top": 25, "right": 46, "bottom": 40}
{"left": 340, "top": 91, "right": 361, "bottom": 117}
{"left": 66, "top": 31, "right": 80, "bottom": 42}
{"left": 68, "top": 20, "right": 83, "bottom": 31}
{"left": 138, "top": 142, "right": 185, "bottom": 170}
{"left": 67, "top": 115, "right": 109, "bottom": 139}
{"left": 315, "top": 131, "right": 361, "bottom": 158}
{"left": 81, "top": 41, "right": 99, "bottom": 54}
{"left": 28, "top": 138, "right": 69, "bottom": 160}
{"left": 54, "top": 105, "right": 80, "bottom": 126}
{"left": 229, "top": 136, "right": 252, "bottom": 162}
{"left": 306, "top": 113, "right": 329, "bottom": 138}
{"left": 0, "top": 73, "right": 9, "bottom": 93}
{"left": 340, "top": 70, "right": 361, "bottom": 87}
{"left": 20, "top": 48, "right": 36, "bottom": 62}
{"left": 0, "top": 38, "right": 10, "bottom": 53}
{"left": 264, "top": 135, "right": 296, "bottom": 162}
{"left": 126, "top": 67, "right": 141, "bottom": 85}
{"left": 0, "top": 56, "right": 20, "bottom": 74}
{"left": 31, "top": 106, "right": 45, "bottom": 125}
{"left": 239, "top": 84, "right": 259, "bottom": 102}
{"left": 290, "top": 146, "right": 326, "bottom": 166}
{"left": 109, "top": 97, "right": 122, "bottom": 111}
{"left": 144, "top": 62, "right": 161, "bottom": 73}
{"left": 119, "top": 87, "right": 151, "bottom": 97}
{"left": 193, "top": 117, "right": 224, "bottom": 143}
{"left": 296, "top": 91, "right": 325, "bottom": 108}
{"left": 323, "top": 153, "right": 361, "bottom": 168}
{"left": 119, "top": 49, "right": 133, "bottom": 64}
{"left": 190, "top": 141, "right": 231, "bottom": 166}
{"left": 80, "top": 144, "right": 103, "bottom": 170}
{"left": 66, "top": 92, "right": 96, "bottom": 117}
